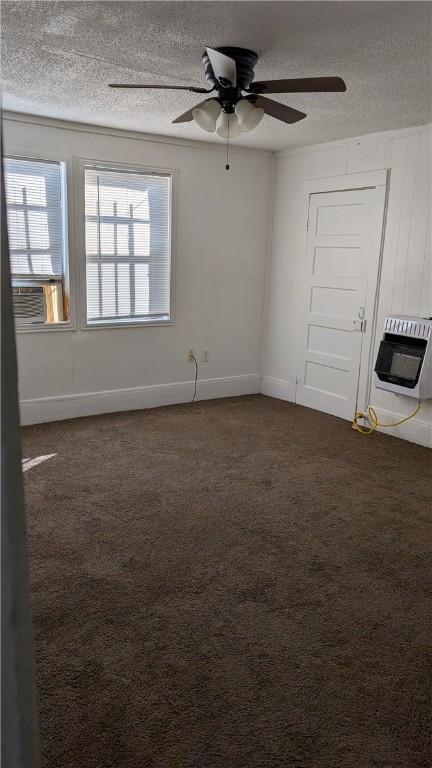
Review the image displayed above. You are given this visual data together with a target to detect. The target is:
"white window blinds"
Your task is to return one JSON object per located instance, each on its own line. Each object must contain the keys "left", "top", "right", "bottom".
{"left": 84, "top": 166, "right": 172, "bottom": 324}
{"left": 4, "top": 158, "right": 65, "bottom": 278}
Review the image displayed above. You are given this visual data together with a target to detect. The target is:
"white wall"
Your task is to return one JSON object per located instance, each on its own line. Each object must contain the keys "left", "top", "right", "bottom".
{"left": 263, "top": 124, "right": 432, "bottom": 447}
{"left": 3, "top": 114, "right": 273, "bottom": 424}
{"left": 5, "top": 113, "right": 431, "bottom": 446}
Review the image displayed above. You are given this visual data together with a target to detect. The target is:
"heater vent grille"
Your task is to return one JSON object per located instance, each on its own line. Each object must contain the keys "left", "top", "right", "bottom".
{"left": 389, "top": 352, "right": 422, "bottom": 381}
{"left": 384, "top": 316, "right": 432, "bottom": 339}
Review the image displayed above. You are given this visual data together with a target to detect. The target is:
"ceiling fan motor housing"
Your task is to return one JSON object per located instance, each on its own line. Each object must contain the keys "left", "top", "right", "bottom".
{"left": 202, "top": 47, "right": 258, "bottom": 102}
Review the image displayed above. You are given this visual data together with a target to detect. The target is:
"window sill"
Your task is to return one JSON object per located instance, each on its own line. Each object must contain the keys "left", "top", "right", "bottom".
{"left": 15, "top": 321, "right": 76, "bottom": 334}
{"left": 81, "top": 318, "right": 174, "bottom": 331}
{"left": 15, "top": 318, "right": 175, "bottom": 333}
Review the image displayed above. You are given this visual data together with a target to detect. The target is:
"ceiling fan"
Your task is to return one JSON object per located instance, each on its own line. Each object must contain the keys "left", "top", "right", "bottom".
{"left": 110, "top": 47, "right": 346, "bottom": 167}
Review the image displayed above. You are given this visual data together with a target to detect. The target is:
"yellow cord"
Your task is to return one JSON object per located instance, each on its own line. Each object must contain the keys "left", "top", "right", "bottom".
{"left": 352, "top": 401, "right": 421, "bottom": 435}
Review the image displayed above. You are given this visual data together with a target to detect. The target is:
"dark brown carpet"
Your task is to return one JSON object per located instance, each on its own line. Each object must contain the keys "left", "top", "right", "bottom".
{"left": 22, "top": 395, "right": 431, "bottom": 768}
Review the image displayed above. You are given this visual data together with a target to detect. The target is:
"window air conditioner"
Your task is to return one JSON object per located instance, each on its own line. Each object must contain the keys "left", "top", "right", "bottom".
{"left": 374, "top": 315, "right": 432, "bottom": 400}
{"left": 12, "top": 280, "right": 64, "bottom": 326}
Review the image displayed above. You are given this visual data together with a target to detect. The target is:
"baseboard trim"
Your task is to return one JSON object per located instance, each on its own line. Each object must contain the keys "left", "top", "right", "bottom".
{"left": 369, "top": 406, "right": 432, "bottom": 448}
{"left": 20, "top": 374, "right": 261, "bottom": 426}
{"left": 20, "top": 376, "right": 431, "bottom": 448}
{"left": 260, "top": 375, "right": 295, "bottom": 402}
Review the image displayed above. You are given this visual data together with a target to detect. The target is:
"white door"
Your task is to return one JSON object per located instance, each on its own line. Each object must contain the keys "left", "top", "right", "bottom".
{"left": 296, "top": 187, "right": 386, "bottom": 420}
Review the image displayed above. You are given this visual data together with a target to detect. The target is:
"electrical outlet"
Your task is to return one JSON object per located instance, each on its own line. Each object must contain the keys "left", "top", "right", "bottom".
{"left": 202, "top": 348, "right": 209, "bottom": 363}
{"left": 188, "top": 350, "right": 196, "bottom": 362}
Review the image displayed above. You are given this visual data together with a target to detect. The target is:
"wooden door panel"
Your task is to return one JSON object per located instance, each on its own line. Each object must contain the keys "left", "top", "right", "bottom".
{"left": 296, "top": 187, "right": 385, "bottom": 420}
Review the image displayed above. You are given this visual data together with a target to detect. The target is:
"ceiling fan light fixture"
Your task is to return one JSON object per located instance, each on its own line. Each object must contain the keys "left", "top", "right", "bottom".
{"left": 192, "top": 98, "right": 221, "bottom": 132}
{"left": 235, "top": 98, "right": 264, "bottom": 132}
{"left": 216, "top": 111, "right": 241, "bottom": 139}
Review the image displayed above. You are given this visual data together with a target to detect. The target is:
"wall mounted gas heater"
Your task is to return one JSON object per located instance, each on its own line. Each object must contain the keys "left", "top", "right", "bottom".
{"left": 374, "top": 315, "right": 432, "bottom": 400}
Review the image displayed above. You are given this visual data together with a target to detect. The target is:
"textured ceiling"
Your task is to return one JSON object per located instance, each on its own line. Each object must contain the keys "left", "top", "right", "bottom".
{"left": 2, "top": 1, "right": 432, "bottom": 151}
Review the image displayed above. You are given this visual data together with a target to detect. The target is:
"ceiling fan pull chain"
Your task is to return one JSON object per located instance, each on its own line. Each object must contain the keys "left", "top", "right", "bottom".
{"left": 225, "top": 115, "right": 230, "bottom": 171}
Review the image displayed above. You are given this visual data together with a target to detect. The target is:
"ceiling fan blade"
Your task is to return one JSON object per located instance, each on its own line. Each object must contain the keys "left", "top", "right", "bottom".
{"left": 109, "top": 84, "right": 212, "bottom": 94}
{"left": 248, "top": 77, "right": 346, "bottom": 94}
{"left": 205, "top": 47, "right": 237, "bottom": 88}
{"left": 172, "top": 98, "right": 214, "bottom": 124}
{"left": 250, "top": 96, "right": 306, "bottom": 124}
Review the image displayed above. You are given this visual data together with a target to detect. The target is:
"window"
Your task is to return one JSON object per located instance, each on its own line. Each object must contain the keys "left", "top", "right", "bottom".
{"left": 84, "top": 165, "right": 172, "bottom": 326}
{"left": 4, "top": 157, "right": 69, "bottom": 327}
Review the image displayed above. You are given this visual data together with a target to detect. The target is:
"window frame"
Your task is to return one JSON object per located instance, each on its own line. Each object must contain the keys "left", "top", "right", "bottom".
{"left": 4, "top": 150, "right": 76, "bottom": 333}
{"left": 76, "top": 157, "right": 176, "bottom": 331}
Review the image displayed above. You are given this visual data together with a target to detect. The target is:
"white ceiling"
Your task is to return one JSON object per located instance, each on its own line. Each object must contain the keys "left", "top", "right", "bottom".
{"left": 2, "top": 1, "right": 431, "bottom": 151}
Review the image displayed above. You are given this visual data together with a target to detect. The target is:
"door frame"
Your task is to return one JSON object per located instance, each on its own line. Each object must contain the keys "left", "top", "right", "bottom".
{"left": 295, "top": 169, "right": 389, "bottom": 416}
